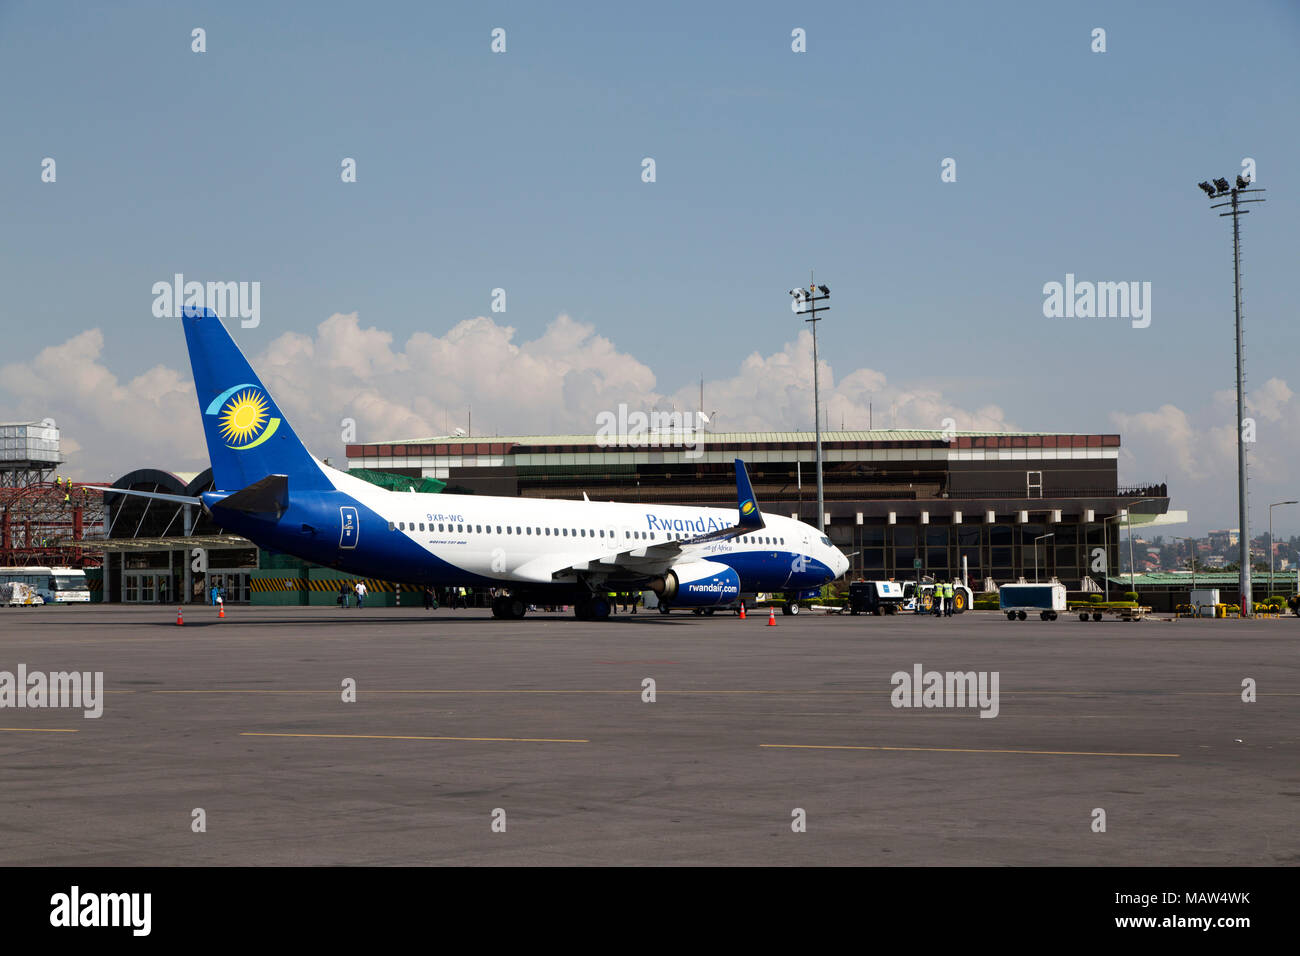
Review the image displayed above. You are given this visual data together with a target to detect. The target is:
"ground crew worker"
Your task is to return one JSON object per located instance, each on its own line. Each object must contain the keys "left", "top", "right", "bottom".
{"left": 608, "top": 591, "right": 618, "bottom": 615}
{"left": 354, "top": 580, "right": 367, "bottom": 608}
{"left": 941, "top": 580, "right": 952, "bottom": 616}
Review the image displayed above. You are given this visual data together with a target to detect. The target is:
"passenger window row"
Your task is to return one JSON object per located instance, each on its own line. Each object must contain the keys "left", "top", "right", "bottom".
{"left": 385, "top": 520, "right": 786, "bottom": 548}
{"left": 389, "top": 521, "right": 617, "bottom": 539}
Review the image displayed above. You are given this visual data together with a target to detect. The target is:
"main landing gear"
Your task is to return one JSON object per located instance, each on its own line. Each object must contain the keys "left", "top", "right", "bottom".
{"left": 573, "top": 597, "right": 611, "bottom": 620}
{"left": 491, "top": 595, "right": 528, "bottom": 619}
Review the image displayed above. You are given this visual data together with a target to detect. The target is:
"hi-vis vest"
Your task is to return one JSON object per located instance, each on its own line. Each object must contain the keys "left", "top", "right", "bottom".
{"left": 943, "top": 583, "right": 953, "bottom": 598}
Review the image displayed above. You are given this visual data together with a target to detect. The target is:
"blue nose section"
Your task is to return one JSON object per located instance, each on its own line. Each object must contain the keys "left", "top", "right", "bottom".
{"left": 789, "top": 557, "right": 835, "bottom": 589}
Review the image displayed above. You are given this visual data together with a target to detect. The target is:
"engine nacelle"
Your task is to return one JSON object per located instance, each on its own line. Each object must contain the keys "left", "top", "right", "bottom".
{"left": 649, "top": 560, "right": 741, "bottom": 607}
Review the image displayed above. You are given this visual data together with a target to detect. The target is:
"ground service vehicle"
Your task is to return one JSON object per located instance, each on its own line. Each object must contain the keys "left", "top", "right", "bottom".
{"left": 849, "top": 580, "right": 906, "bottom": 615}
{"left": 0, "top": 582, "right": 44, "bottom": 606}
{"left": 0, "top": 567, "right": 90, "bottom": 604}
{"left": 999, "top": 582, "right": 1067, "bottom": 621}
{"left": 905, "top": 581, "right": 974, "bottom": 614}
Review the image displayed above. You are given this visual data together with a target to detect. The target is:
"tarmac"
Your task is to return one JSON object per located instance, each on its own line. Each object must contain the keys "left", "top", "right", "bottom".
{"left": 0, "top": 603, "right": 1295, "bottom": 865}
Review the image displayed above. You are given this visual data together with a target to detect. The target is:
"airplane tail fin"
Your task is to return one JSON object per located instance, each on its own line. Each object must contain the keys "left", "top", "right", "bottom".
{"left": 733, "top": 458, "right": 764, "bottom": 531}
{"left": 676, "top": 459, "right": 766, "bottom": 546}
{"left": 181, "top": 307, "right": 329, "bottom": 492}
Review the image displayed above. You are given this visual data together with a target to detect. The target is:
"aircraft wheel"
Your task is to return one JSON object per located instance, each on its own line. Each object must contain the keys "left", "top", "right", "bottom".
{"left": 1017, "top": 611, "right": 1027, "bottom": 621}
{"left": 1040, "top": 611, "right": 1049, "bottom": 621}
{"left": 591, "top": 598, "right": 610, "bottom": 620}
{"left": 1006, "top": 612, "right": 1016, "bottom": 621}
{"left": 704, "top": 608, "right": 715, "bottom": 616}
{"left": 1079, "top": 612, "right": 1089, "bottom": 622}
{"left": 1092, "top": 612, "right": 1102, "bottom": 622}
{"left": 508, "top": 599, "right": 526, "bottom": 619}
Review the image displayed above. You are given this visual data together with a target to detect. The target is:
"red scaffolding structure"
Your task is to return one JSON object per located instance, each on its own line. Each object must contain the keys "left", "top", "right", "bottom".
{"left": 0, "top": 480, "right": 105, "bottom": 568}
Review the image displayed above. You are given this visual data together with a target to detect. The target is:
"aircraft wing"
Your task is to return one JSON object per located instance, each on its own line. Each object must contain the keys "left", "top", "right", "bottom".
{"left": 517, "top": 459, "right": 762, "bottom": 582}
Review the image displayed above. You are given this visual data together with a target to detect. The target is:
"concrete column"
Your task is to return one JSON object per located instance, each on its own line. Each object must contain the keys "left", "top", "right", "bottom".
{"left": 183, "top": 505, "right": 193, "bottom": 604}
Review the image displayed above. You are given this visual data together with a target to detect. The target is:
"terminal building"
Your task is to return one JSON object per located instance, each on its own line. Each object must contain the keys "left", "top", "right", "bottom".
{"left": 81, "top": 428, "right": 1172, "bottom": 603}
{"left": 345, "top": 429, "right": 1171, "bottom": 589}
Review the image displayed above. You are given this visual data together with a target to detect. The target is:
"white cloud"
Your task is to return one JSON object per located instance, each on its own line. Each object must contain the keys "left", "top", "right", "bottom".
{"left": 0, "top": 313, "right": 1022, "bottom": 485}
{"left": 1114, "top": 378, "right": 1300, "bottom": 529}
{"left": 0, "top": 328, "right": 204, "bottom": 480}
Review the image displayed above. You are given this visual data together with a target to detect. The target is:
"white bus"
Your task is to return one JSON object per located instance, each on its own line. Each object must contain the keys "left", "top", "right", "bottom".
{"left": 0, "top": 567, "right": 91, "bottom": 604}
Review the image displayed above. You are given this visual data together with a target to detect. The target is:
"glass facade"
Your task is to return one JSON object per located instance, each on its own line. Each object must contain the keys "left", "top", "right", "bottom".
{"left": 846, "top": 520, "right": 1117, "bottom": 588}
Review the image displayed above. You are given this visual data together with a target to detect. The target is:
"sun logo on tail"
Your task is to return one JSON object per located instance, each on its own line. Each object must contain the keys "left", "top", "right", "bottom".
{"left": 206, "top": 384, "right": 281, "bottom": 449}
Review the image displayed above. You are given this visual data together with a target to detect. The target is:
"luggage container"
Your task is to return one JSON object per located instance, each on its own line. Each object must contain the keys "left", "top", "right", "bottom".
{"left": 999, "top": 582, "right": 1067, "bottom": 621}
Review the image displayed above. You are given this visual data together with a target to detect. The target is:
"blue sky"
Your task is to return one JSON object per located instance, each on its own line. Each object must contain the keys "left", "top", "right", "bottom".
{"left": 2, "top": 0, "right": 1298, "bottom": 534}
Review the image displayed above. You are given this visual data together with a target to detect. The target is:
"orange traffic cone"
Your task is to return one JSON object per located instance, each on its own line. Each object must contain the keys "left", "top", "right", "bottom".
{"left": 739, "top": 602, "right": 746, "bottom": 620}
{"left": 218, "top": 603, "right": 225, "bottom": 619}
{"left": 176, "top": 607, "right": 184, "bottom": 626}
{"left": 767, "top": 607, "right": 776, "bottom": 626}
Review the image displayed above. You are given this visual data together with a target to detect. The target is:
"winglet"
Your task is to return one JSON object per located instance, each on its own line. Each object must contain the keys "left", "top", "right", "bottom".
{"left": 654, "top": 458, "right": 766, "bottom": 548}
{"left": 734, "top": 458, "right": 763, "bottom": 530}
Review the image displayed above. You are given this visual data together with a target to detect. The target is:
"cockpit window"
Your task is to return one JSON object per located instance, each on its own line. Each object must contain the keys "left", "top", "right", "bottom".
{"left": 820, "top": 536, "right": 832, "bottom": 547}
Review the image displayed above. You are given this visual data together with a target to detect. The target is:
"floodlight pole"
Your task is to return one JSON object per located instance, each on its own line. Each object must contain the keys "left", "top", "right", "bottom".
{"left": 1033, "top": 533, "right": 1054, "bottom": 583}
{"left": 1204, "top": 179, "right": 1266, "bottom": 616}
{"left": 1268, "top": 500, "right": 1296, "bottom": 601}
{"left": 1174, "top": 536, "right": 1196, "bottom": 595}
{"left": 792, "top": 275, "right": 831, "bottom": 532}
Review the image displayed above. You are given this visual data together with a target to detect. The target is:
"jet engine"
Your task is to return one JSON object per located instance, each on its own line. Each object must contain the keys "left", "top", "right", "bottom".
{"left": 648, "top": 560, "right": 741, "bottom": 607}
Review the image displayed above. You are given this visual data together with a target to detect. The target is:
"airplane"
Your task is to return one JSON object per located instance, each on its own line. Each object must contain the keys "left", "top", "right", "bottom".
{"left": 108, "top": 307, "right": 849, "bottom": 619}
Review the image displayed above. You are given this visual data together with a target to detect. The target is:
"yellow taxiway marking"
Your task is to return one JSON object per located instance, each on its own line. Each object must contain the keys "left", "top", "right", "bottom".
{"left": 154, "top": 689, "right": 1295, "bottom": 696}
{"left": 760, "top": 743, "right": 1180, "bottom": 758}
{"left": 0, "top": 727, "right": 79, "bottom": 733}
{"left": 241, "top": 732, "right": 588, "bottom": 743}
